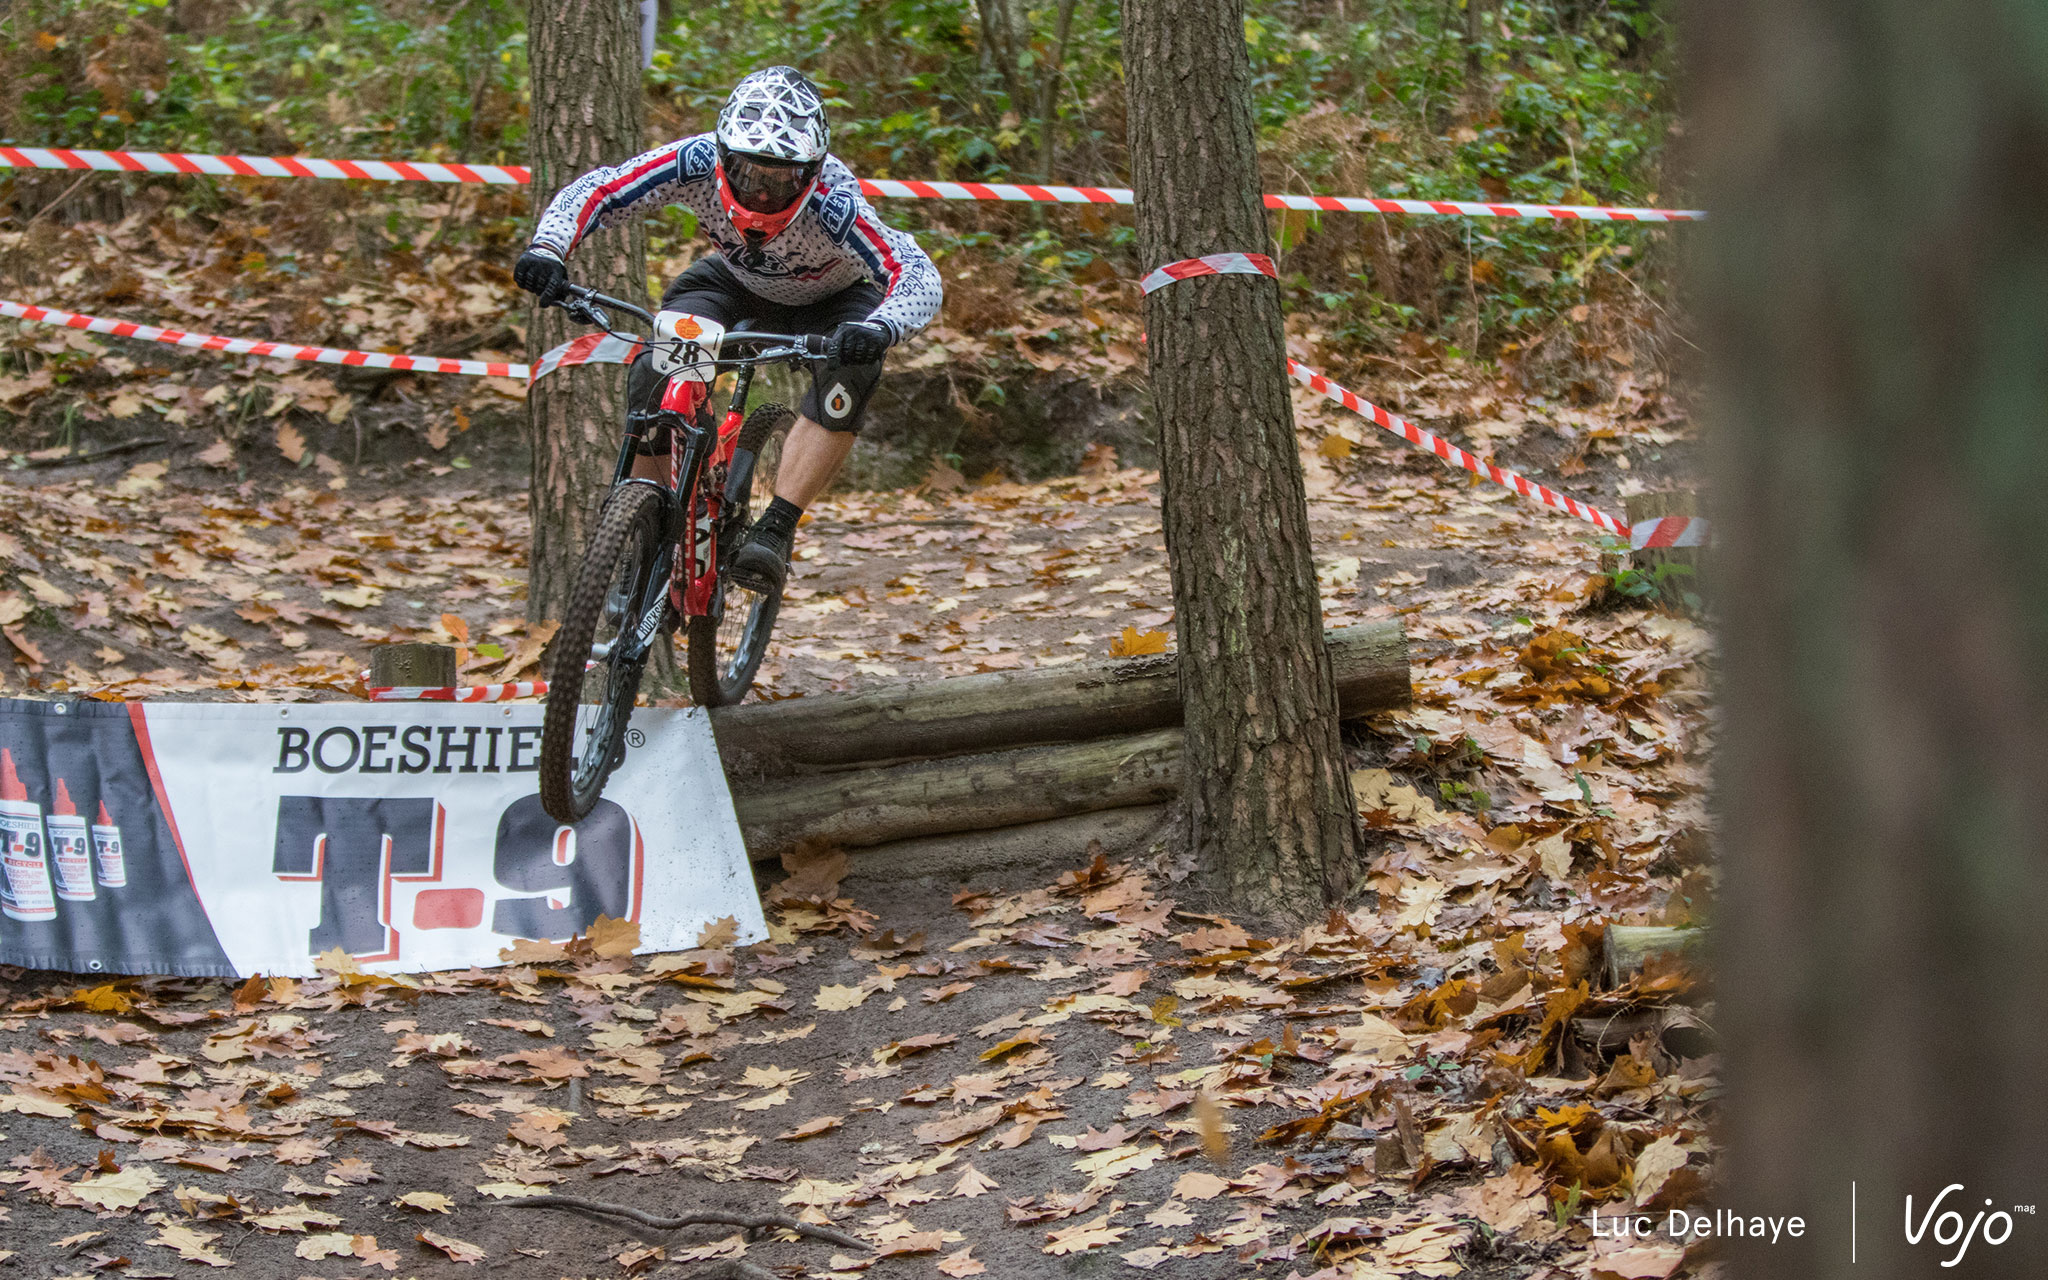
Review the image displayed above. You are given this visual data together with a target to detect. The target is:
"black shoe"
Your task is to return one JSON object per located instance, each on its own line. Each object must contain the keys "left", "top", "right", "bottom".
{"left": 729, "top": 518, "right": 794, "bottom": 594}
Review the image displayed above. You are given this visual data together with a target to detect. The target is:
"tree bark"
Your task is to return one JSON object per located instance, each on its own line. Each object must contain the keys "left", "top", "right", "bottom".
{"left": 525, "top": 0, "right": 648, "bottom": 624}
{"left": 710, "top": 621, "right": 1408, "bottom": 774}
{"left": 1697, "top": 1, "right": 2048, "bottom": 1274}
{"left": 1122, "top": 0, "right": 1362, "bottom": 916}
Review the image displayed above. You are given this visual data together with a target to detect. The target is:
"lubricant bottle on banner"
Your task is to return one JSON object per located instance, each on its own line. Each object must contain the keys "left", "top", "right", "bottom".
{"left": 92, "top": 799, "right": 126, "bottom": 889}
{"left": 47, "top": 779, "right": 94, "bottom": 901}
{"left": 0, "top": 749, "right": 55, "bottom": 922}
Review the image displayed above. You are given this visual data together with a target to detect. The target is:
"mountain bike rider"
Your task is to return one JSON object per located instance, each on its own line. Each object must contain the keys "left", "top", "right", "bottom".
{"left": 513, "top": 66, "right": 944, "bottom": 595}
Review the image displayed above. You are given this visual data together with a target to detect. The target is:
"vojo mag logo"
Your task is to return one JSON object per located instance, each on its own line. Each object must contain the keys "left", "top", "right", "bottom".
{"left": 1905, "top": 1185, "right": 2034, "bottom": 1267}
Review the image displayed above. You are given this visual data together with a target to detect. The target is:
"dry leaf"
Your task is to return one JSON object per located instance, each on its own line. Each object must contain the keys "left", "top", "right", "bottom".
{"left": 275, "top": 421, "right": 307, "bottom": 463}
{"left": 1109, "top": 626, "right": 1168, "bottom": 657}
{"left": 1194, "top": 1091, "right": 1231, "bottom": 1163}
{"left": 1044, "top": 1214, "right": 1127, "bottom": 1255}
{"left": 394, "top": 1190, "right": 455, "bottom": 1214}
{"left": 72, "top": 1164, "right": 165, "bottom": 1211}
{"left": 585, "top": 913, "right": 641, "bottom": 958}
{"left": 417, "top": 1229, "right": 487, "bottom": 1264}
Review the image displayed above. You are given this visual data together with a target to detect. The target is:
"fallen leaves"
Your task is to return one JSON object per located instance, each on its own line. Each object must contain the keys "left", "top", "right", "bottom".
{"left": 71, "top": 1164, "right": 165, "bottom": 1211}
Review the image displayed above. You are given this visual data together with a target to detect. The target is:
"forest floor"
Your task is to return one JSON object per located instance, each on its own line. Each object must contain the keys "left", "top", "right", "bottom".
{"left": 0, "top": 360, "right": 1717, "bottom": 1280}
{"left": 0, "top": 194, "right": 1716, "bottom": 1280}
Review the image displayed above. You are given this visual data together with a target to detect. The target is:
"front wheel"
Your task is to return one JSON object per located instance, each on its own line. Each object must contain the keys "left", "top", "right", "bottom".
{"left": 539, "top": 483, "right": 667, "bottom": 823}
{"left": 687, "top": 403, "right": 792, "bottom": 706}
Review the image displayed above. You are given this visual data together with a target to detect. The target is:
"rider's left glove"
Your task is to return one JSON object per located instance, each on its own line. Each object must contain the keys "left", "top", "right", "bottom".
{"left": 829, "top": 320, "right": 893, "bottom": 367}
{"left": 514, "top": 246, "right": 569, "bottom": 306}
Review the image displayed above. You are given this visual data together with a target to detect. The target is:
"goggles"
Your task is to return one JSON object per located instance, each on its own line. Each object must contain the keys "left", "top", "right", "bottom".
{"left": 722, "top": 150, "right": 821, "bottom": 215}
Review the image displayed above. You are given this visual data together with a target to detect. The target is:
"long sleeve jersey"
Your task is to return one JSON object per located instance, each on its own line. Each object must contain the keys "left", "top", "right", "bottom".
{"left": 531, "top": 133, "right": 943, "bottom": 340}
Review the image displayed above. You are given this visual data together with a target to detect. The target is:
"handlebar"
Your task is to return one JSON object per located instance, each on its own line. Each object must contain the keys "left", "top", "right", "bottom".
{"left": 552, "top": 283, "right": 832, "bottom": 363}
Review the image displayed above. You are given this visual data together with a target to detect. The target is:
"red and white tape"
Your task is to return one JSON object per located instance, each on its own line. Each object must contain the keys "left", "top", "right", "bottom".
{"left": 531, "top": 332, "right": 644, "bottom": 381}
{"left": 0, "top": 299, "right": 525, "bottom": 378}
{"left": 0, "top": 145, "right": 528, "bottom": 185}
{"left": 0, "top": 146, "right": 1704, "bottom": 221}
{"left": 1141, "top": 254, "right": 1708, "bottom": 549}
{"left": 1139, "top": 252, "right": 1277, "bottom": 294}
{"left": 0, "top": 298, "right": 649, "bottom": 384}
{"left": 367, "top": 680, "right": 549, "bottom": 703}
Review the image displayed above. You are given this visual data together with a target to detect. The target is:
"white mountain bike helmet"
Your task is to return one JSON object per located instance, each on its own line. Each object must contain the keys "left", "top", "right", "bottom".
{"left": 715, "top": 66, "right": 830, "bottom": 240}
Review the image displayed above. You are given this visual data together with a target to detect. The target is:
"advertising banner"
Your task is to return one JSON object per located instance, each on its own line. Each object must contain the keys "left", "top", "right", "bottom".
{"left": 0, "top": 700, "right": 764, "bottom": 977}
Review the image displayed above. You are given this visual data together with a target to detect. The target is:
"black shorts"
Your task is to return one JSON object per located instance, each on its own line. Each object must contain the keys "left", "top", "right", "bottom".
{"left": 626, "top": 255, "right": 884, "bottom": 441}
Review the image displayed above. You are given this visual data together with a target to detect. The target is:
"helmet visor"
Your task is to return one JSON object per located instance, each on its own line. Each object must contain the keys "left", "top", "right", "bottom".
{"left": 725, "top": 152, "right": 819, "bottom": 214}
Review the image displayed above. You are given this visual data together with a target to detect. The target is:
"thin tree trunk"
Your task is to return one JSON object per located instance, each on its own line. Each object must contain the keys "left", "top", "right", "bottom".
{"left": 1122, "top": 0, "right": 1363, "bottom": 917}
{"left": 1035, "top": 0, "right": 1080, "bottom": 180}
{"left": 1697, "top": 1, "right": 2048, "bottom": 1275}
{"left": 975, "top": 0, "right": 1027, "bottom": 119}
{"left": 525, "top": 0, "right": 648, "bottom": 624}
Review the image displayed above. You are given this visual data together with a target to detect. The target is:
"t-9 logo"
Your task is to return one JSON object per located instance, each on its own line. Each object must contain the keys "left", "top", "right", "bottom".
{"left": 271, "top": 795, "right": 643, "bottom": 962}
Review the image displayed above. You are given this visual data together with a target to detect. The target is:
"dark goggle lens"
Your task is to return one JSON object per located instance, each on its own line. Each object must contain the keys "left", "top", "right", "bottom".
{"left": 728, "top": 157, "right": 816, "bottom": 213}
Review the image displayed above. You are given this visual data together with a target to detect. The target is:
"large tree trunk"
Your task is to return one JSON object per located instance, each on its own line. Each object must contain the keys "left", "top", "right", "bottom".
{"left": 525, "top": 0, "right": 648, "bottom": 624}
{"left": 1697, "top": 2, "right": 2048, "bottom": 1275}
{"left": 1122, "top": 0, "right": 1362, "bottom": 916}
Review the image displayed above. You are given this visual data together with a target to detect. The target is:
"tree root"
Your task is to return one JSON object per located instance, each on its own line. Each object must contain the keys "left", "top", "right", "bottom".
{"left": 683, "top": 1263, "right": 779, "bottom": 1280}
{"left": 504, "top": 1193, "right": 868, "bottom": 1252}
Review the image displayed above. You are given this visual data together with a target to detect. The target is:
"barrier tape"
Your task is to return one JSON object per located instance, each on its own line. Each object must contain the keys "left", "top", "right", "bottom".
{"left": 1139, "top": 252, "right": 1277, "bottom": 294}
{"left": 532, "top": 332, "right": 644, "bottom": 381}
{"left": 1142, "top": 253, "right": 1708, "bottom": 548}
{"left": 0, "top": 145, "right": 529, "bottom": 185}
{"left": 367, "top": 680, "right": 549, "bottom": 702}
{"left": 0, "top": 146, "right": 1706, "bottom": 220}
{"left": 6, "top": 289, "right": 1708, "bottom": 550}
{"left": 0, "top": 299, "right": 525, "bottom": 378}
{"left": 0, "top": 298, "right": 648, "bottom": 384}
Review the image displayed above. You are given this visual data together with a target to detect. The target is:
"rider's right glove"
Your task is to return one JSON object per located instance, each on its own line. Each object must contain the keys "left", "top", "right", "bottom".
{"left": 514, "top": 246, "right": 569, "bottom": 306}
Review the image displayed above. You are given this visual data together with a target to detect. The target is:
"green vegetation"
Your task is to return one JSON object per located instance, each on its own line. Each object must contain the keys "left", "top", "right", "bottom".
{"left": 2, "top": 0, "right": 1682, "bottom": 371}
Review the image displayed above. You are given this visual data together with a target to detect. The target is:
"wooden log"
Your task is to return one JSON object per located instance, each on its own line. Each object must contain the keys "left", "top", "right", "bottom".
{"left": 370, "top": 643, "right": 457, "bottom": 688}
{"left": 1594, "top": 491, "right": 1703, "bottom": 606}
{"left": 1571, "top": 1006, "right": 1718, "bottom": 1059}
{"left": 733, "top": 728, "right": 1182, "bottom": 856}
{"left": 1603, "top": 924, "right": 1708, "bottom": 986}
{"left": 839, "top": 805, "right": 1171, "bottom": 880}
{"left": 711, "top": 621, "right": 1407, "bottom": 775}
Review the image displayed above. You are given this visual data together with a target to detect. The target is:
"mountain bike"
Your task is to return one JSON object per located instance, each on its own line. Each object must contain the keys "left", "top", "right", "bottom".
{"left": 537, "top": 281, "right": 831, "bottom": 823}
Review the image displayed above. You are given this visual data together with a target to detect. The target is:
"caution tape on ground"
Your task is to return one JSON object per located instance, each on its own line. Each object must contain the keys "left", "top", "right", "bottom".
{"left": 0, "top": 145, "right": 1706, "bottom": 220}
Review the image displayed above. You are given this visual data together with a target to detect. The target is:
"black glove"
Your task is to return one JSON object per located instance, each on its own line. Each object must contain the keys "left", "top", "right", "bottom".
{"left": 829, "top": 320, "right": 892, "bottom": 367}
{"left": 514, "top": 246, "right": 568, "bottom": 305}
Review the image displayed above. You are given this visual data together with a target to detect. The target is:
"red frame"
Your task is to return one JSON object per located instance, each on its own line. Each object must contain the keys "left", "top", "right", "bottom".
{"left": 658, "top": 376, "right": 749, "bottom": 619}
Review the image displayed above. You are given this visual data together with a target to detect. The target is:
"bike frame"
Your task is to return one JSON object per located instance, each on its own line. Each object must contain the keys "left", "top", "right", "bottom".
{"left": 553, "top": 283, "right": 824, "bottom": 669}
{"left": 612, "top": 363, "right": 759, "bottom": 621}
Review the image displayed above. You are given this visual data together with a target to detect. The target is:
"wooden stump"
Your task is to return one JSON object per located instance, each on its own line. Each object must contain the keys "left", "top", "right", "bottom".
{"left": 1596, "top": 491, "right": 1704, "bottom": 606}
{"left": 370, "top": 644, "right": 457, "bottom": 689}
{"left": 1603, "top": 924, "right": 1709, "bottom": 986}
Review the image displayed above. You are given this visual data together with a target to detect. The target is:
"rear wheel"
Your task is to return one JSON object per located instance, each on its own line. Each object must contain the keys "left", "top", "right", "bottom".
{"left": 687, "top": 403, "right": 793, "bottom": 706}
{"left": 539, "top": 483, "right": 667, "bottom": 823}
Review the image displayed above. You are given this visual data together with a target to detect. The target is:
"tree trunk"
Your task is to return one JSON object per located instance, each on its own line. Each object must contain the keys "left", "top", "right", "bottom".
{"left": 1122, "top": 0, "right": 1363, "bottom": 916}
{"left": 711, "top": 620, "right": 1408, "bottom": 774}
{"left": 525, "top": 0, "right": 648, "bottom": 624}
{"left": 1697, "top": 1, "right": 2048, "bottom": 1275}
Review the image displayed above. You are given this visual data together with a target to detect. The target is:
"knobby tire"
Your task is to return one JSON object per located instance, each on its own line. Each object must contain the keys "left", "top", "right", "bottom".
{"left": 687, "top": 403, "right": 793, "bottom": 707}
{"left": 539, "top": 483, "right": 666, "bottom": 823}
